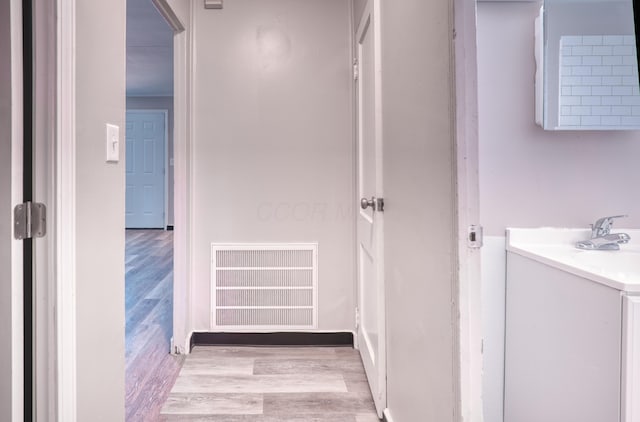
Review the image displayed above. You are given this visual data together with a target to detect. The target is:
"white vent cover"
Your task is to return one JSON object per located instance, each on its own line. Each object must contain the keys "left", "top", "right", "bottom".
{"left": 211, "top": 243, "right": 318, "bottom": 330}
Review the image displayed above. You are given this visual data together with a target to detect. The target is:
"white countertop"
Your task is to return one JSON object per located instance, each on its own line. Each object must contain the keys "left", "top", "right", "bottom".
{"left": 507, "top": 228, "right": 640, "bottom": 293}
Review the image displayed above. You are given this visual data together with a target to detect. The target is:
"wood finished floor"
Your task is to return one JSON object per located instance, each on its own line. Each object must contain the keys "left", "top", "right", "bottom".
{"left": 126, "top": 230, "right": 185, "bottom": 422}
{"left": 160, "top": 346, "right": 380, "bottom": 421}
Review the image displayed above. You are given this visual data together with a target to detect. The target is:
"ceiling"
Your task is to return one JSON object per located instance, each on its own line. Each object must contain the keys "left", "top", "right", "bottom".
{"left": 126, "top": 0, "right": 174, "bottom": 97}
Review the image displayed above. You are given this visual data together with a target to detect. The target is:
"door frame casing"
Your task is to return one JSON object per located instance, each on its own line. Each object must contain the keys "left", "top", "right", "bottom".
{"left": 9, "top": 0, "right": 25, "bottom": 419}
{"left": 452, "top": 0, "right": 482, "bottom": 420}
{"left": 34, "top": 0, "right": 59, "bottom": 419}
{"left": 125, "top": 109, "right": 170, "bottom": 230}
{"left": 168, "top": 0, "right": 192, "bottom": 354}
{"left": 56, "top": 0, "right": 78, "bottom": 420}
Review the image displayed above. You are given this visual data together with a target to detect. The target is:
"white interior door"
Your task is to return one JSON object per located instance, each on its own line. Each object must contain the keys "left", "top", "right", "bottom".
{"left": 125, "top": 111, "right": 166, "bottom": 229}
{"left": 356, "top": 0, "right": 386, "bottom": 417}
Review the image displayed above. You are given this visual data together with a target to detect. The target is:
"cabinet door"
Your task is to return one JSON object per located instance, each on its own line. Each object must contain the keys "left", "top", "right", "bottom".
{"left": 623, "top": 295, "right": 640, "bottom": 422}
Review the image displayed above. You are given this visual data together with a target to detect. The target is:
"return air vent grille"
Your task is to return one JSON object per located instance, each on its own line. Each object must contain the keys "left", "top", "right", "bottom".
{"left": 211, "top": 243, "right": 318, "bottom": 330}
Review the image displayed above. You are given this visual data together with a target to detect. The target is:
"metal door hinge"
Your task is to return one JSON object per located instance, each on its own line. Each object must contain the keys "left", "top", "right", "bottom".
{"left": 468, "top": 225, "right": 483, "bottom": 248}
{"left": 14, "top": 202, "right": 46, "bottom": 240}
{"left": 353, "top": 59, "right": 359, "bottom": 81}
{"left": 355, "top": 307, "right": 360, "bottom": 329}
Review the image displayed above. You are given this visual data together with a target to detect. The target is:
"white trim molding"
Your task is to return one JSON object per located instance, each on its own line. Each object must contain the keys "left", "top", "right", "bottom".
{"left": 172, "top": 0, "right": 194, "bottom": 354}
{"left": 151, "top": 0, "right": 185, "bottom": 33}
{"left": 453, "top": 0, "right": 483, "bottom": 419}
{"left": 623, "top": 295, "right": 640, "bottom": 422}
{"left": 10, "top": 0, "right": 25, "bottom": 419}
{"left": 56, "top": 0, "right": 78, "bottom": 419}
{"left": 383, "top": 408, "right": 394, "bottom": 422}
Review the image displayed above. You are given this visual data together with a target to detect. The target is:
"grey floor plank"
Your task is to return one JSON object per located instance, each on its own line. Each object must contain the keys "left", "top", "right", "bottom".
{"left": 253, "top": 358, "right": 363, "bottom": 376}
{"left": 171, "top": 373, "right": 348, "bottom": 394}
{"left": 162, "top": 393, "right": 263, "bottom": 415}
{"left": 355, "top": 415, "right": 381, "bottom": 422}
{"left": 159, "top": 415, "right": 358, "bottom": 422}
{"left": 262, "top": 392, "right": 376, "bottom": 415}
{"left": 180, "top": 358, "right": 255, "bottom": 376}
{"left": 189, "top": 346, "right": 345, "bottom": 360}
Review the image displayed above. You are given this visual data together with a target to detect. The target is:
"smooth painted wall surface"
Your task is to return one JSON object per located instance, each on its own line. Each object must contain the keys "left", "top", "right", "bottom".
{"left": 191, "top": 0, "right": 355, "bottom": 330}
{"left": 76, "top": 0, "right": 126, "bottom": 420}
{"left": 381, "top": 0, "right": 457, "bottom": 420}
{"left": 0, "top": 0, "right": 13, "bottom": 417}
{"left": 478, "top": 1, "right": 640, "bottom": 236}
{"left": 126, "top": 96, "right": 175, "bottom": 225}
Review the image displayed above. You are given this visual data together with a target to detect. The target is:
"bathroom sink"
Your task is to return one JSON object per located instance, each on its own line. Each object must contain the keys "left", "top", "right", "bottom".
{"left": 507, "top": 228, "right": 640, "bottom": 292}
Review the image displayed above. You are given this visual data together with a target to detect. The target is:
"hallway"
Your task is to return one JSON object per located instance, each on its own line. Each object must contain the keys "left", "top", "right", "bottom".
{"left": 126, "top": 230, "right": 184, "bottom": 421}
{"left": 160, "top": 346, "right": 379, "bottom": 421}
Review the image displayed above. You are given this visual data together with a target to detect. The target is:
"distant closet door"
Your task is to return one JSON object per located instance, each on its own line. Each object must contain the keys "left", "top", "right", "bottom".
{"left": 356, "top": 0, "right": 386, "bottom": 417}
{"left": 126, "top": 111, "right": 166, "bottom": 229}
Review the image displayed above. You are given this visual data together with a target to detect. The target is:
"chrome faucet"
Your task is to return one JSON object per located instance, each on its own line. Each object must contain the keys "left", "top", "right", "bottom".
{"left": 576, "top": 215, "right": 630, "bottom": 250}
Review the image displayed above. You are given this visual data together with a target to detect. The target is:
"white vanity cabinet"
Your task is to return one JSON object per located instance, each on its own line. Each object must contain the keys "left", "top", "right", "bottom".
{"left": 504, "top": 228, "right": 640, "bottom": 422}
{"left": 623, "top": 296, "right": 640, "bottom": 422}
{"left": 505, "top": 252, "right": 640, "bottom": 422}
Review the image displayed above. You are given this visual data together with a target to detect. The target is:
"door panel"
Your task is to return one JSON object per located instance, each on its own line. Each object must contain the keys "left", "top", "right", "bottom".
{"left": 125, "top": 111, "right": 166, "bottom": 228}
{"left": 356, "top": 0, "right": 386, "bottom": 416}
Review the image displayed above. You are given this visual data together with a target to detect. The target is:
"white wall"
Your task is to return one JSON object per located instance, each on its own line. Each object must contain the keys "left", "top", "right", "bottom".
{"left": 479, "top": 1, "right": 640, "bottom": 237}
{"left": 190, "top": 0, "right": 355, "bottom": 331}
{"left": 126, "top": 96, "right": 175, "bottom": 226}
{"left": 478, "top": 4, "right": 640, "bottom": 422}
{"left": 76, "top": 0, "right": 126, "bottom": 420}
{"left": 381, "top": 0, "right": 458, "bottom": 420}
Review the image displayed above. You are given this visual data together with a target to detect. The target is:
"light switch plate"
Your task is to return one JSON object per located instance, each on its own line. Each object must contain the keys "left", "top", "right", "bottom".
{"left": 106, "top": 123, "right": 119, "bottom": 163}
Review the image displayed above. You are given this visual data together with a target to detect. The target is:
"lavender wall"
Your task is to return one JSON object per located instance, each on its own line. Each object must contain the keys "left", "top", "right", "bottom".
{"left": 478, "top": 1, "right": 640, "bottom": 236}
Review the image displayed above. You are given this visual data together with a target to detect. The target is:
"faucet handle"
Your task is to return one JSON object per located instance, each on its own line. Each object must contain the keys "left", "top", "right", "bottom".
{"left": 592, "top": 215, "right": 628, "bottom": 237}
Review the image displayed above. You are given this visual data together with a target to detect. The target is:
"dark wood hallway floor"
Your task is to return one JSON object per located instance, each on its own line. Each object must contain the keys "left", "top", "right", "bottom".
{"left": 126, "top": 229, "right": 185, "bottom": 421}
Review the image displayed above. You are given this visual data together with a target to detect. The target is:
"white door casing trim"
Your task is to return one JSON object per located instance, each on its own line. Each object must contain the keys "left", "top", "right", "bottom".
{"left": 125, "top": 109, "right": 169, "bottom": 229}
{"left": 151, "top": 0, "right": 185, "bottom": 32}
{"left": 56, "top": 0, "right": 78, "bottom": 419}
{"left": 171, "top": 0, "right": 193, "bottom": 354}
{"left": 623, "top": 295, "right": 640, "bottom": 422}
{"left": 382, "top": 409, "right": 395, "bottom": 422}
{"left": 453, "top": 0, "right": 482, "bottom": 420}
{"left": 10, "top": 0, "right": 25, "bottom": 419}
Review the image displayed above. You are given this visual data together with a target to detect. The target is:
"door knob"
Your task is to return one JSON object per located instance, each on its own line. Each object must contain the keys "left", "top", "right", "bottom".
{"left": 360, "top": 197, "right": 384, "bottom": 212}
{"left": 361, "top": 197, "right": 374, "bottom": 210}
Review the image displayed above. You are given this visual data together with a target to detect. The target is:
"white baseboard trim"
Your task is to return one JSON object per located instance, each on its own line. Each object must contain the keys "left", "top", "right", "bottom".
{"left": 383, "top": 408, "right": 393, "bottom": 422}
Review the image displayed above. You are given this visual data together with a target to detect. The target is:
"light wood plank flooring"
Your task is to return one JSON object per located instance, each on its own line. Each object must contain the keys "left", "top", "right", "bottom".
{"left": 126, "top": 230, "right": 185, "bottom": 421}
{"left": 160, "top": 346, "right": 380, "bottom": 421}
